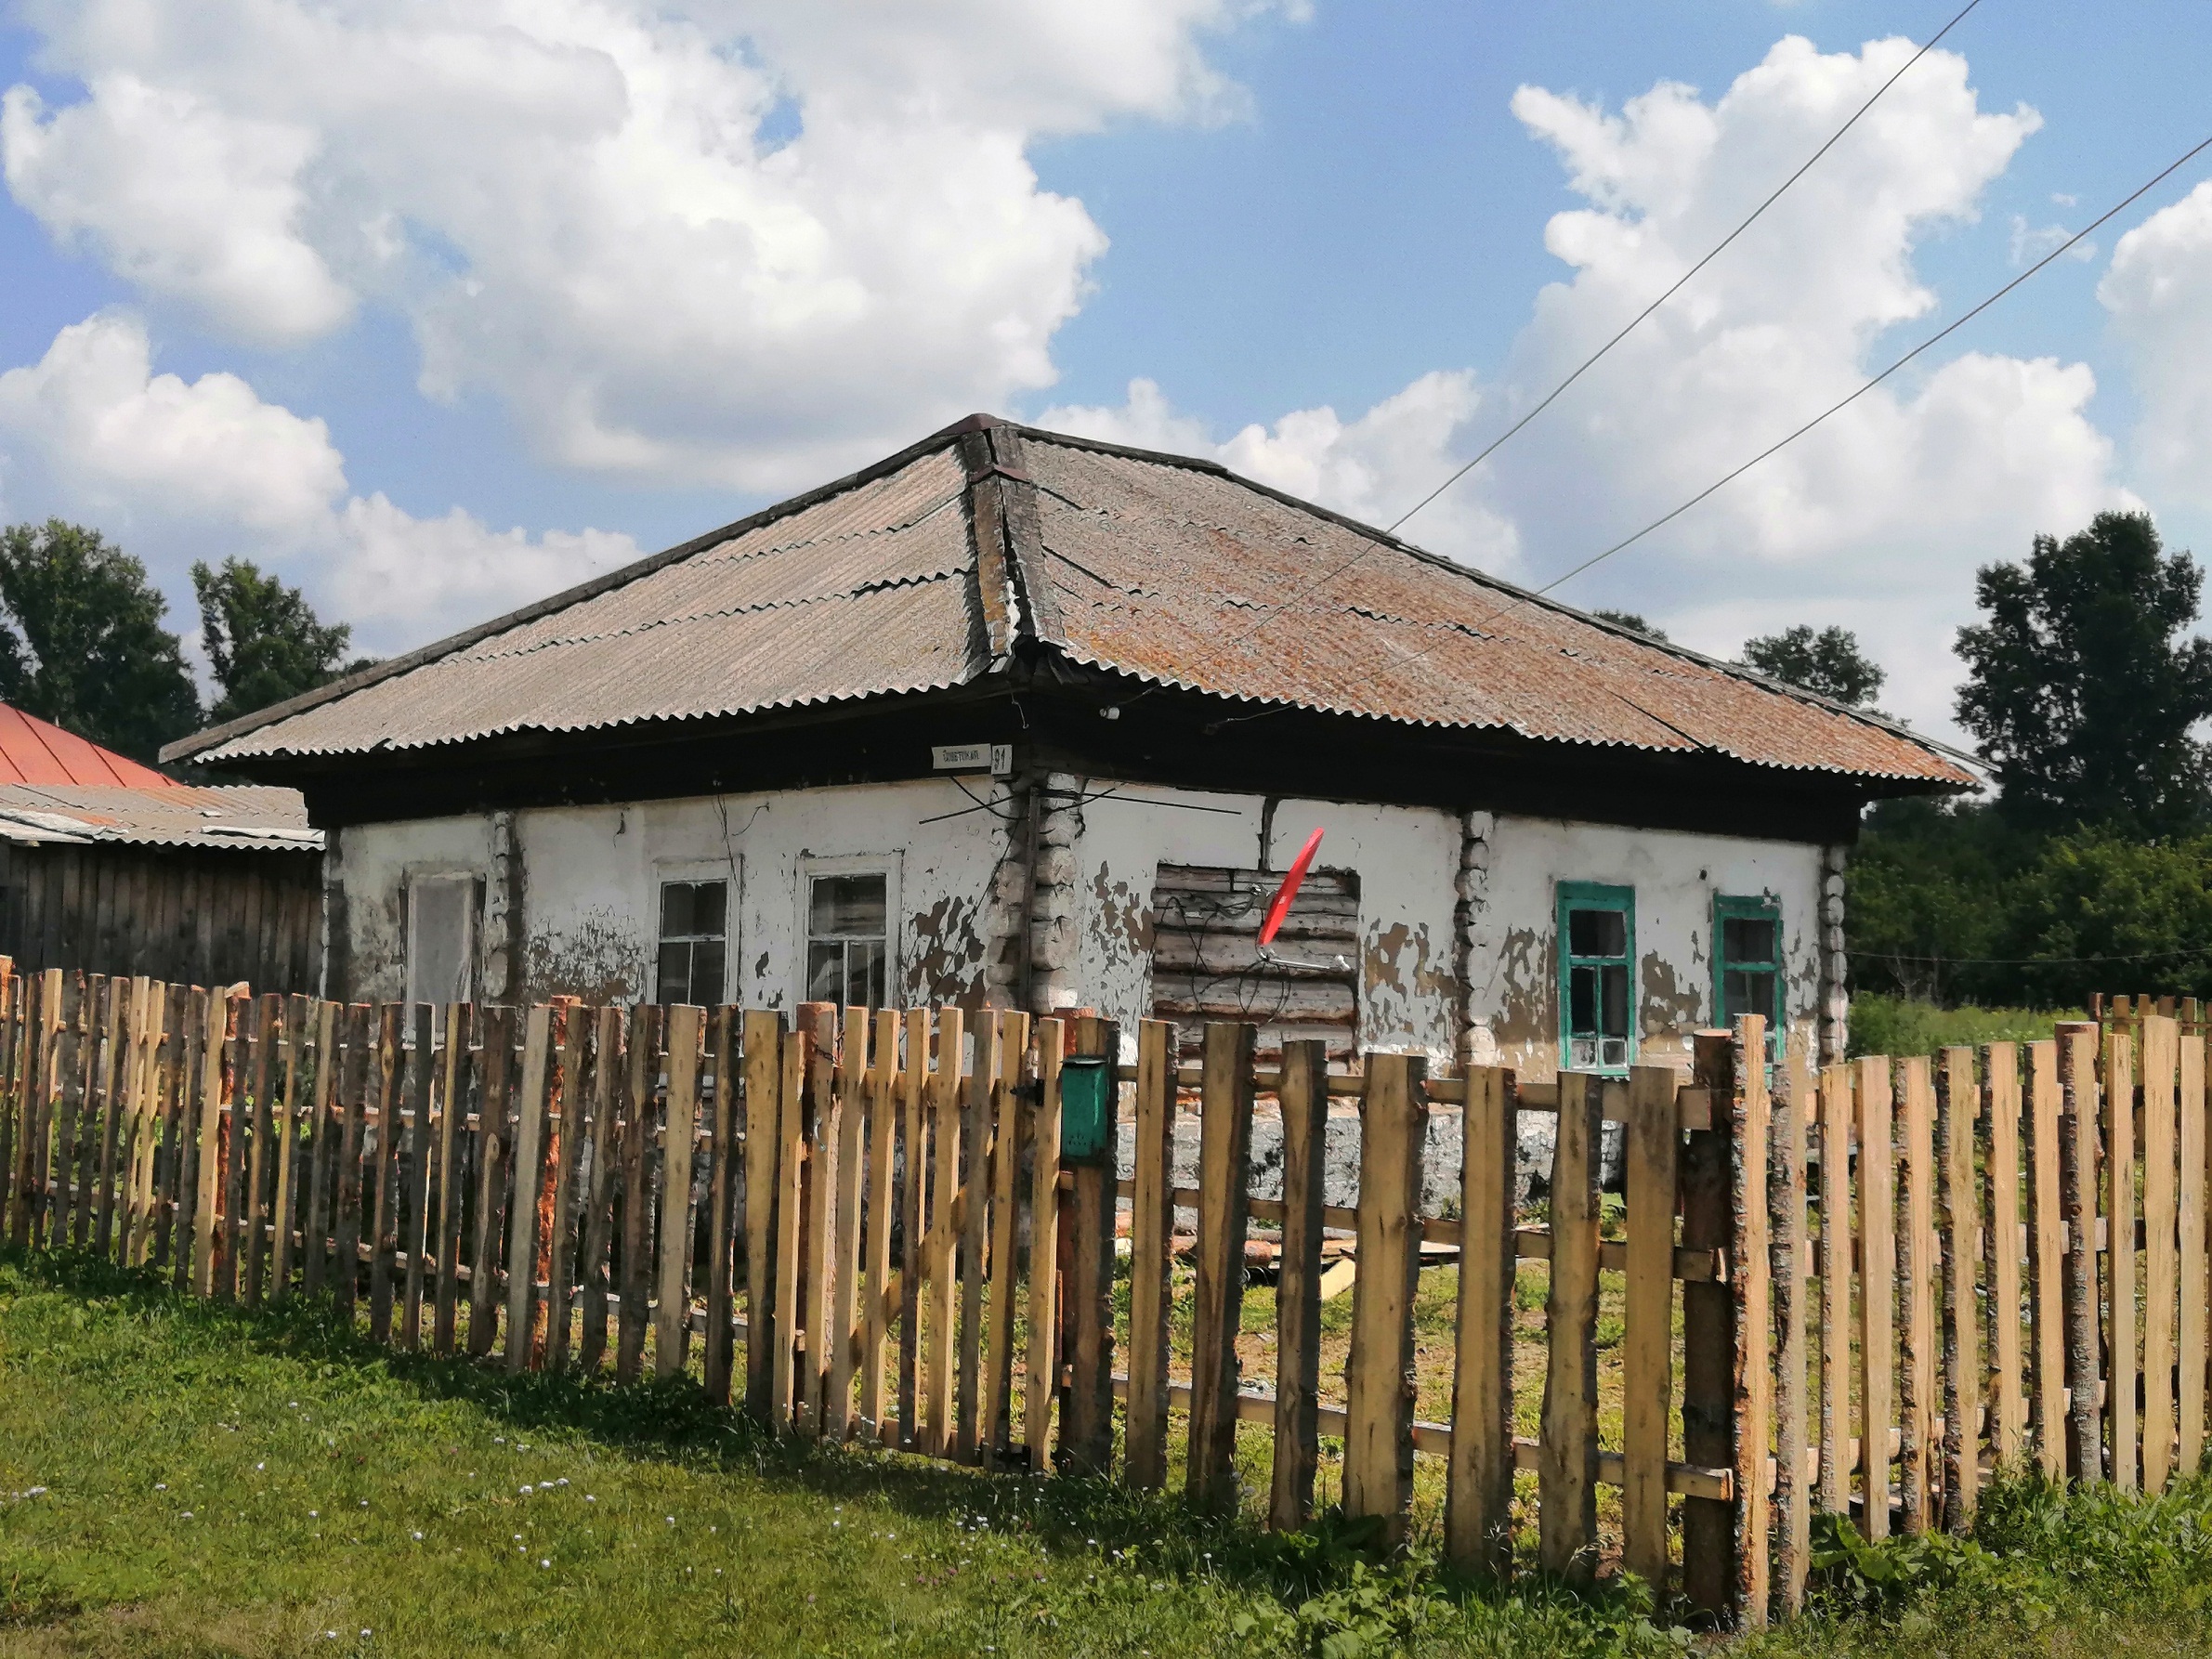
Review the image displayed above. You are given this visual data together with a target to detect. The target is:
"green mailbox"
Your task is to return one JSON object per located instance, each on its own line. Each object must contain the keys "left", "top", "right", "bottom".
{"left": 1056, "top": 1054, "right": 1114, "bottom": 1161}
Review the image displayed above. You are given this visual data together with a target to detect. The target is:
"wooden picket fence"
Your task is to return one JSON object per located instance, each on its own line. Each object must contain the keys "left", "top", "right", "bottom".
{"left": 0, "top": 955, "right": 2201, "bottom": 1628}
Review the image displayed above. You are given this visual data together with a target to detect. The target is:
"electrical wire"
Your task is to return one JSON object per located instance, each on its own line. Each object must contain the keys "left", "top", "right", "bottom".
{"left": 1848, "top": 945, "right": 2208, "bottom": 967}
{"left": 1123, "top": 0, "right": 1985, "bottom": 705}
{"left": 1343, "top": 123, "right": 2212, "bottom": 693}
{"left": 1385, "top": 0, "right": 1987, "bottom": 538}
{"left": 1499, "top": 128, "right": 2212, "bottom": 609}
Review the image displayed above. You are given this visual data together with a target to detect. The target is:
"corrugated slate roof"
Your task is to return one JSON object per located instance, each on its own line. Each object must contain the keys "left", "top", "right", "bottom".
{"left": 0, "top": 703, "right": 178, "bottom": 788}
{"left": 0, "top": 785, "right": 319, "bottom": 849}
{"left": 172, "top": 417, "right": 1971, "bottom": 788}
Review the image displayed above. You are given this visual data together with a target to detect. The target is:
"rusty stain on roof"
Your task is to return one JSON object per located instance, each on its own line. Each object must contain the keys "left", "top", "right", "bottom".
{"left": 173, "top": 418, "right": 1971, "bottom": 789}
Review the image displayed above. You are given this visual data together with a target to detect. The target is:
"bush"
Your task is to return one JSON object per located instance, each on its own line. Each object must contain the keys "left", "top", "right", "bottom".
{"left": 1845, "top": 994, "right": 2081, "bottom": 1059}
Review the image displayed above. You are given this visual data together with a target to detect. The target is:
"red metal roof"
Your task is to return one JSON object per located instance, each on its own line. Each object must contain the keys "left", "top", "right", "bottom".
{"left": 0, "top": 703, "right": 177, "bottom": 788}
{"left": 173, "top": 417, "right": 1973, "bottom": 790}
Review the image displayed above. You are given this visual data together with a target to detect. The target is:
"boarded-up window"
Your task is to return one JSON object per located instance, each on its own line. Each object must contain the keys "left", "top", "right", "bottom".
{"left": 1149, "top": 863, "right": 1359, "bottom": 1064}
{"left": 406, "top": 873, "right": 477, "bottom": 1006}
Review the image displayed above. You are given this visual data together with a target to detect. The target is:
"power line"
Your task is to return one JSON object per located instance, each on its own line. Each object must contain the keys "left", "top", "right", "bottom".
{"left": 1385, "top": 0, "right": 1987, "bottom": 538}
{"left": 1512, "top": 126, "right": 2212, "bottom": 607}
{"left": 1849, "top": 945, "right": 2206, "bottom": 966}
{"left": 1132, "top": 0, "right": 1985, "bottom": 703}
{"left": 1197, "top": 124, "right": 2212, "bottom": 735}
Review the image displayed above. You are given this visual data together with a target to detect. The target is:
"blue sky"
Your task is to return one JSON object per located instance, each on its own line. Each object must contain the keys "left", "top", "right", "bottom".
{"left": 1, "top": 0, "right": 2208, "bottom": 740}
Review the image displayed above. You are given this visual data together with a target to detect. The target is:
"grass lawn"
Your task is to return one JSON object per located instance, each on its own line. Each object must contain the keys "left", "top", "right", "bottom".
{"left": 5, "top": 1250, "right": 2212, "bottom": 1657}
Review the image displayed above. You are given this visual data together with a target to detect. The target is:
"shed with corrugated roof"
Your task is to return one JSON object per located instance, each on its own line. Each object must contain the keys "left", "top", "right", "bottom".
{"left": 0, "top": 702, "right": 322, "bottom": 989}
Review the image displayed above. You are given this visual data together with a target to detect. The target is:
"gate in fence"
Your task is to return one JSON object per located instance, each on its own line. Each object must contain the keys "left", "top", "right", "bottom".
{"left": 0, "top": 957, "right": 2204, "bottom": 1628}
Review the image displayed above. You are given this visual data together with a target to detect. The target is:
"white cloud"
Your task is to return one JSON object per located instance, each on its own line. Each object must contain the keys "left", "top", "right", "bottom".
{"left": 4, "top": 0, "right": 1297, "bottom": 490}
{"left": 1041, "top": 371, "right": 1519, "bottom": 568}
{"left": 2101, "top": 180, "right": 2212, "bottom": 510}
{"left": 1050, "top": 36, "right": 2134, "bottom": 739}
{"left": 2008, "top": 215, "right": 2095, "bottom": 268}
{"left": 0, "top": 313, "right": 635, "bottom": 654}
{"left": 2, "top": 75, "right": 351, "bottom": 346}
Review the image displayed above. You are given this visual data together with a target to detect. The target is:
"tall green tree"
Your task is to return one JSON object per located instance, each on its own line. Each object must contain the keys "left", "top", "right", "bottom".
{"left": 0, "top": 520, "right": 201, "bottom": 764}
{"left": 1742, "top": 624, "right": 1885, "bottom": 707}
{"left": 192, "top": 557, "right": 358, "bottom": 725}
{"left": 1956, "top": 511, "right": 2212, "bottom": 834}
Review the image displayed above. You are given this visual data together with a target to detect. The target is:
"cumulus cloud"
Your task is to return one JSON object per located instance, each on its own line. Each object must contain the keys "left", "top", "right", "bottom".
{"left": 3, "top": 0, "right": 1297, "bottom": 490}
{"left": 2101, "top": 180, "right": 2212, "bottom": 510}
{"left": 1041, "top": 371, "right": 1520, "bottom": 568}
{"left": 1053, "top": 36, "right": 2135, "bottom": 738}
{"left": 0, "top": 313, "right": 635, "bottom": 653}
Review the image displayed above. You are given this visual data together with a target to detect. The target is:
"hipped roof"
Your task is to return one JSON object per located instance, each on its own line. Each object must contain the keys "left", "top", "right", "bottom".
{"left": 166, "top": 416, "right": 1974, "bottom": 790}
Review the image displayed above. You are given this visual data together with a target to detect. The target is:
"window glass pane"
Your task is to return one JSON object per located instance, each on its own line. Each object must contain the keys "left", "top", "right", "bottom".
{"left": 657, "top": 941, "right": 691, "bottom": 1005}
{"left": 1568, "top": 907, "right": 1626, "bottom": 960}
{"left": 811, "top": 873, "right": 886, "bottom": 937}
{"left": 1569, "top": 964, "right": 1596, "bottom": 1035}
{"left": 854, "top": 938, "right": 886, "bottom": 1008}
{"left": 1569, "top": 1033, "right": 1598, "bottom": 1068}
{"left": 1723, "top": 968, "right": 1777, "bottom": 1021}
{"left": 1723, "top": 915, "right": 1778, "bottom": 966}
{"left": 660, "top": 882, "right": 693, "bottom": 939}
{"left": 691, "top": 940, "right": 726, "bottom": 1006}
{"left": 806, "top": 941, "right": 846, "bottom": 1003}
{"left": 691, "top": 880, "right": 727, "bottom": 938}
{"left": 1600, "top": 963, "right": 1630, "bottom": 1039}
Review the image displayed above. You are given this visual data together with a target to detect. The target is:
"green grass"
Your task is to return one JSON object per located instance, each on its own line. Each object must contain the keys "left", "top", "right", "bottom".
{"left": 0, "top": 1250, "right": 1683, "bottom": 1657}
{"left": 1845, "top": 994, "right": 2085, "bottom": 1060}
{"left": 1741, "top": 1472, "right": 2212, "bottom": 1659}
{"left": 4, "top": 1251, "right": 2211, "bottom": 1656}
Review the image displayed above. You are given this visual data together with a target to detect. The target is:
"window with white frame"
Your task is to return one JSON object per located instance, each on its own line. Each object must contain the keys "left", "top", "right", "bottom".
{"left": 805, "top": 870, "right": 890, "bottom": 1008}
{"left": 656, "top": 879, "right": 728, "bottom": 1007}
{"left": 405, "top": 873, "right": 478, "bottom": 1006}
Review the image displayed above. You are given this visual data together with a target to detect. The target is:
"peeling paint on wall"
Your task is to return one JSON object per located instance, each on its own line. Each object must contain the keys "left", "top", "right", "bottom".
{"left": 906, "top": 892, "right": 987, "bottom": 1008}
{"left": 332, "top": 776, "right": 1826, "bottom": 1088}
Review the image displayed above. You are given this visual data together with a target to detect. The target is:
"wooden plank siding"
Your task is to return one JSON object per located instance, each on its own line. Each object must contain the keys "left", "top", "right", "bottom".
{"left": 0, "top": 843, "right": 319, "bottom": 993}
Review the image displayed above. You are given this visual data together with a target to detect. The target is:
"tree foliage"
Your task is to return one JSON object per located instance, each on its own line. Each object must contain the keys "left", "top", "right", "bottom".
{"left": 1591, "top": 608, "right": 1668, "bottom": 642}
{"left": 1956, "top": 511, "right": 2212, "bottom": 835}
{"left": 1850, "top": 799, "right": 2212, "bottom": 1010}
{"left": 0, "top": 520, "right": 201, "bottom": 764}
{"left": 192, "top": 557, "right": 360, "bottom": 725}
{"left": 1743, "top": 624, "right": 1886, "bottom": 707}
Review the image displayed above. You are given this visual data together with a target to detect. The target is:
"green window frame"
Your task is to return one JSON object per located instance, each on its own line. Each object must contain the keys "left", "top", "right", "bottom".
{"left": 1557, "top": 882, "right": 1635, "bottom": 1074}
{"left": 1713, "top": 894, "right": 1784, "bottom": 1059}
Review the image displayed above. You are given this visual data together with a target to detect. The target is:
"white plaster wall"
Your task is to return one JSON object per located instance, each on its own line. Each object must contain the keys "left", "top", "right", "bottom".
{"left": 333, "top": 816, "right": 493, "bottom": 1003}
{"left": 334, "top": 777, "right": 1824, "bottom": 1079}
{"left": 334, "top": 779, "right": 1015, "bottom": 1009}
{"left": 1466, "top": 817, "right": 1826, "bottom": 1080}
{"left": 1071, "top": 784, "right": 1463, "bottom": 1061}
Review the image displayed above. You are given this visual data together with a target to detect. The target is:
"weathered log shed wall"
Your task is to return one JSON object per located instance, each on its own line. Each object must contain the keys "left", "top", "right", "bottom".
{"left": 0, "top": 840, "right": 322, "bottom": 992}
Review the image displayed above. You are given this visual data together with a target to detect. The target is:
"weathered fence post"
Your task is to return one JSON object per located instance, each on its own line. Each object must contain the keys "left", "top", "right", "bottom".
{"left": 1271, "top": 1038, "right": 1329, "bottom": 1532}
{"left": 1682, "top": 1030, "right": 1737, "bottom": 1613}
{"left": 740, "top": 1007, "right": 785, "bottom": 1420}
{"left": 1623, "top": 1063, "right": 1681, "bottom": 1594}
{"left": 1728, "top": 1018, "right": 1772, "bottom": 1624}
{"left": 2057, "top": 1020, "right": 2102, "bottom": 1483}
{"left": 1062, "top": 1013, "right": 1119, "bottom": 1477}
{"left": 1540, "top": 1067, "right": 1602, "bottom": 1581}
{"left": 1446, "top": 1063, "right": 1516, "bottom": 1576}
{"left": 1124, "top": 1018, "right": 1176, "bottom": 1490}
{"left": 1187, "top": 1020, "right": 1255, "bottom": 1514}
{"left": 1346, "top": 1050, "right": 1428, "bottom": 1548}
